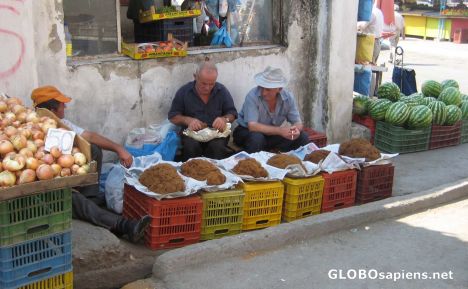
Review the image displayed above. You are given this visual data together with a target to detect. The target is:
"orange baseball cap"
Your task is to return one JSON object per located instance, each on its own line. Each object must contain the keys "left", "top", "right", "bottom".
{"left": 31, "top": 85, "right": 72, "bottom": 107}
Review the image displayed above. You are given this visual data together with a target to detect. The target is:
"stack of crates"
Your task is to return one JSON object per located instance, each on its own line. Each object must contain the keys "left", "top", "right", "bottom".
{"left": 321, "top": 170, "right": 357, "bottom": 213}
{"left": 200, "top": 189, "right": 244, "bottom": 240}
{"left": 123, "top": 184, "right": 203, "bottom": 250}
{"left": 429, "top": 121, "right": 462, "bottom": 149}
{"left": 462, "top": 120, "right": 468, "bottom": 144}
{"left": 356, "top": 164, "right": 394, "bottom": 204}
{"left": 282, "top": 176, "right": 324, "bottom": 222}
{"left": 0, "top": 189, "right": 73, "bottom": 289}
{"left": 241, "top": 182, "right": 284, "bottom": 231}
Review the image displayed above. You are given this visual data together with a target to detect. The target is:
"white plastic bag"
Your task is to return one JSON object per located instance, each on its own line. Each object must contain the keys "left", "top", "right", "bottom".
{"left": 104, "top": 164, "right": 125, "bottom": 214}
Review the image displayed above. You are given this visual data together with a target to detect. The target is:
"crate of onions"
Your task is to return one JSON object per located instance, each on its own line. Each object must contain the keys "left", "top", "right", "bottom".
{"left": 0, "top": 97, "right": 98, "bottom": 201}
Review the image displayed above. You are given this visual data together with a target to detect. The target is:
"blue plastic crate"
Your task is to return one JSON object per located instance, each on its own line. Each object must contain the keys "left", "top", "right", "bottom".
{"left": 0, "top": 231, "right": 72, "bottom": 289}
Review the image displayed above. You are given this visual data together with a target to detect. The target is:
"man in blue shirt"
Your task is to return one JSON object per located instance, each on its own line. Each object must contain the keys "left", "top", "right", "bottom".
{"left": 233, "top": 66, "right": 309, "bottom": 153}
{"left": 168, "top": 61, "right": 237, "bottom": 160}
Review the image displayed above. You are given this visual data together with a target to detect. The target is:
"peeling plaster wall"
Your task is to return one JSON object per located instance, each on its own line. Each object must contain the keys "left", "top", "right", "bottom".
{"left": 0, "top": 0, "right": 356, "bottom": 160}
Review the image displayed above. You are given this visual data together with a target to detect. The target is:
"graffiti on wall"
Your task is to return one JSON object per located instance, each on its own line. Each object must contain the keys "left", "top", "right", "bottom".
{"left": 0, "top": 0, "right": 26, "bottom": 79}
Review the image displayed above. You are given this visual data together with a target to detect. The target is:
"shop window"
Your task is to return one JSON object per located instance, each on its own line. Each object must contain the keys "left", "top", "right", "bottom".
{"left": 64, "top": 0, "right": 275, "bottom": 58}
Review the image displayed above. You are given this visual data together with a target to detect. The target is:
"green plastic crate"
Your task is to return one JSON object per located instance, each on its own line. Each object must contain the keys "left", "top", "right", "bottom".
{"left": 0, "top": 188, "right": 72, "bottom": 247}
{"left": 200, "top": 189, "right": 244, "bottom": 240}
{"left": 462, "top": 120, "right": 468, "bottom": 144}
{"left": 374, "top": 121, "right": 430, "bottom": 153}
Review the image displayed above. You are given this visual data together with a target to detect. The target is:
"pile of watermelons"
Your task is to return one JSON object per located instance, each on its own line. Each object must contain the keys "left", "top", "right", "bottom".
{"left": 353, "top": 79, "right": 468, "bottom": 129}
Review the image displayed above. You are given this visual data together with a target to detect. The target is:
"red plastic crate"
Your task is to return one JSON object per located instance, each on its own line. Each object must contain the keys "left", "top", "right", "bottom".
{"left": 352, "top": 114, "right": 376, "bottom": 144}
{"left": 321, "top": 170, "right": 357, "bottom": 212}
{"left": 429, "top": 121, "right": 462, "bottom": 150}
{"left": 123, "top": 184, "right": 202, "bottom": 250}
{"left": 356, "top": 164, "right": 394, "bottom": 204}
{"left": 303, "top": 128, "right": 327, "bottom": 147}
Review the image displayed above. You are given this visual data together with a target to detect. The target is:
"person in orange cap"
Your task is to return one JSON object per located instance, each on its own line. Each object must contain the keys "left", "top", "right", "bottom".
{"left": 31, "top": 85, "right": 150, "bottom": 243}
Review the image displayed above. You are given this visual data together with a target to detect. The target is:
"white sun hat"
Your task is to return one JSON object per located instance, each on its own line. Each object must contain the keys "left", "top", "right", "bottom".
{"left": 254, "top": 66, "right": 288, "bottom": 89}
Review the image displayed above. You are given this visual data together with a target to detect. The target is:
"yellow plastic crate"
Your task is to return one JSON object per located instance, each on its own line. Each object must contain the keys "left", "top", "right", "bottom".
{"left": 241, "top": 182, "right": 284, "bottom": 231}
{"left": 282, "top": 176, "right": 324, "bottom": 222}
{"left": 200, "top": 189, "right": 244, "bottom": 240}
{"left": 18, "top": 272, "right": 73, "bottom": 289}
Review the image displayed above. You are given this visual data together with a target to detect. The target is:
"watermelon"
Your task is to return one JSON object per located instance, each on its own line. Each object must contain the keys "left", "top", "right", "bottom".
{"left": 445, "top": 105, "right": 462, "bottom": 125}
{"left": 421, "top": 80, "right": 441, "bottom": 98}
{"left": 419, "top": 97, "right": 434, "bottom": 106}
{"left": 441, "top": 79, "right": 459, "bottom": 90}
{"left": 369, "top": 99, "right": 392, "bottom": 121}
{"left": 461, "top": 94, "right": 468, "bottom": 102}
{"left": 407, "top": 105, "right": 433, "bottom": 129}
{"left": 438, "top": 87, "right": 462, "bottom": 106}
{"left": 353, "top": 95, "right": 370, "bottom": 115}
{"left": 377, "top": 82, "right": 401, "bottom": 102}
{"left": 399, "top": 96, "right": 420, "bottom": 108}
{"left": 428, "top": 101, "right": 447, "bottom": 125}
{"left": 385, "top": 102, "right": 411, "bottom": 126}
{"left": 460, "top": 101, "right": 468, "bottom": 120}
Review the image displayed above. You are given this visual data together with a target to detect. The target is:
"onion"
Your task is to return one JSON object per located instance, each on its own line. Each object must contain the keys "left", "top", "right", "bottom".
{"left": 18, "top": 169, "right": 36, "bottom": 184}
{"left": 0, "top": 134, "right": 9, "bottom": 141}
{"left": 12, "top": 104, "right": 26, "bottom": 115}
{"left": 34, "top": 139, "right": 45, "bottom": 148}
{"left": 16, "top": 112, "right": 27, "bottom": 122}
{"left": 72, "top": 147, "right": 81, "bottom": 154}
{"left": 81, "top": 164, "right": 90, "bottom": 173}
{"left": 0, "top": 101, "right": 7, "bottom": 112}
{"left": 2, "top": 153, "right": 26, "bottom": 171}
{"left": 41, "top": 154, "right": 54, "bottom": 165}
{"left": 6, "top": 97, "right": 23, "bottom": 107}
{"left": 0, "top": 170, "right": 16, "bottom": 187}
{"left": 26, "top": 157, "right": 39, "bottom": 170}
{"left": 71, "top": 164, "right": 80, "bottom": 175}
{"left": 32, "top": 130, "right": 45, "bottom": 140}
{"left": 34, "top": 151, "right": 45, "bottom": 160}
{"left": 26, "top": 140, "right": 37, "bottom": 153}
{"left": 10, "top": 134, "right": 27, "bottom": 150}
{"left": 0, "top": 140, "right": 14, "bottom": 155}
{"left": 41, "top": 119, "right": 57, "bottom": 133}
{"left": 60, "top": 168, "right": 71, "bottom": 177}
{"left": 18, "top": 128, "right": 32, "bottom": 139}
{"left": 76, "top": 167, "right": 87, "bottom": 175}
{"left": 73, "top": 152, "right": 87, "bottom": 166}
{"left": 5, "top": 112, "right": 16, "bottom": 123}
{"left": 4, "top": 126, "right": 17, "bottom": 137}
{"left": 36, "top": 164, "right": 54, "bottom": 180}
{"left": 26, "top": 112, "right": 39, "bottom": 123}
{"left": 19, "top": 148, "right": 33, "bottom": 158}
{"left": 12, "top": 120, "right": 22, "bottom": 128}
{"left": 51, "top": 164, "right": 62, "bottom": 176}
{"left": 57, "top": 154, "right": 74, "bottom": 168}
{"left": 50, "top": 146, "right": 62, "bottom": 159}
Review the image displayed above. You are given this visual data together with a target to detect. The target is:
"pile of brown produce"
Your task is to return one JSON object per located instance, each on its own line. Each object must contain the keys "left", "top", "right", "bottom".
{"left": 232, "top": 158, "right": 268, "bottom": 178}
{"left": 139, "top": 163, "right": 185, "bottom": 194}
{"left": 338, "top": 138, "right": 380, "bottom": 161}
{"left": 181, "top": 159, "right": 226, "bottom": 185}
{"left": 267, "top": 154, "right": 305, "bottom": 171}
{"left": 304, "top": 150, "right": 331, "bottom": 163}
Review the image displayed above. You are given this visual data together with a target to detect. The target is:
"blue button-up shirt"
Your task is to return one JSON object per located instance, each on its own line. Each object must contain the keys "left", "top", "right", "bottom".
{"left": 168, "top": 81, "right": 238, "bottom": 127}
{"left": 237, "top": 87, "right": 302, "bottom": 128}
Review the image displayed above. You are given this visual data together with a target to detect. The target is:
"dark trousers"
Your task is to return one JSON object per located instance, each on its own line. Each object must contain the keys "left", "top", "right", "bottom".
{"left": 72, "top": 144, "right": 120, "bottom": 230}
{"left": 181, "top": 135, "right": 229, "bottom": 161}
{"left": 233, "top": 125, "right": 309, "bottom": 153}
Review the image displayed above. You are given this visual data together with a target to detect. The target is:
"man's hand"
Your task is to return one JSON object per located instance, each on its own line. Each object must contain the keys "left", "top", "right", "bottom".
{"left": 117, "top": 148, "right": 133, "bottom": 168}
{"left": 279, "top": 126, "right": 300, "bottom": 140}
{"left": 188, "top": 118, "right": 207, "bottom": 131}
{"left": 212, "top": 117, "right": 227, "bottom": 132}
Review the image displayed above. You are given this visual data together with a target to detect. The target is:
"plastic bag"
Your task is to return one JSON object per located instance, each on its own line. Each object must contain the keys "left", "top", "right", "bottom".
{"left": 211, "top": 21, "right": 232, "bottom": 48}
{"left": 125, "top": 130, "right": 180, "bottom": 160}
{"left": 104, "top": 164, "right": 125, "bottom": 214}
{"left": 355, "top": 33, "right": 375, "bottom": 64}
{"left": 183, "top": 123, "right": 231, "bottom": 142}
{"left": 219, "top": 0, "right": 228, "bottom": 17}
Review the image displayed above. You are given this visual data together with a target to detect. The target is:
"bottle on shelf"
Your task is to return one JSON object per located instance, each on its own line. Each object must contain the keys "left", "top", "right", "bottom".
{"left": 64, "top": 23, "right": 73, "bottom": 57}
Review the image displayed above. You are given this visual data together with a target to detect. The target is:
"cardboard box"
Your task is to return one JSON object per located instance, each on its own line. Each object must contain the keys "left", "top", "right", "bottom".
{"left": 139, "top": 9, "right": 201, "bottom": 24}
{"left": 0, "top": 108, "right": 98, "bottom": 201}
{"left": 122, "top": 35, "right": 188, "bottom": 60}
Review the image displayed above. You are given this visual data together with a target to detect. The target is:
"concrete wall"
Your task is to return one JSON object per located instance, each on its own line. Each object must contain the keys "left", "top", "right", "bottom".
{"left": 0, "top": 0, "right": 357, "bottom": 160}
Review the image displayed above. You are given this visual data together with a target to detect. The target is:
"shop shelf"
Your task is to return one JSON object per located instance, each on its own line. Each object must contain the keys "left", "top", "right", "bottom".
{"left": 429, "top": 121, "right": 462, "bottom": 150}
{"left": 18, "top": 271, "right": 73, "bottom": 289}
{"left": 356, "top": 164, "right": 394, "bottom": 204}
{"left": 374, "top": 121, "right": 430, "bottom": 153}
{"left": 352, "top": 114, "right": 376, "bottom": 143}
{"left": 303, "top": 128, "right": 327, "bottom": 147}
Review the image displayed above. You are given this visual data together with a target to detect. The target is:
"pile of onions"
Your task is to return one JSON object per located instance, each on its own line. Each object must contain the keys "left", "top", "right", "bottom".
{"left": 0, "top": 97, "right": 89, "bottom": 188}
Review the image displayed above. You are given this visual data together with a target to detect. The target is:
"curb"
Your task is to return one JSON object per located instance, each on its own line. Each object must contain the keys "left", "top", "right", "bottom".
{"left": 152, "top": 178, "right": 468, "bottom": 279}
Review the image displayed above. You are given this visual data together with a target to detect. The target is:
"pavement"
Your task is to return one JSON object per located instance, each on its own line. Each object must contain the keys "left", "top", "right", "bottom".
{"left": 72, "top": 39, "right": 468, "bottom": 288}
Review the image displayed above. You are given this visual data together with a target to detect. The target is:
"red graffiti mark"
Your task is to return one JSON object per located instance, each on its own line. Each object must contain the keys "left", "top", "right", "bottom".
{"left": 0, "top": 28, "right": 25, "bottom": 79}
{"left": 0, "top": 4, "right": 19, "bottom": 15}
